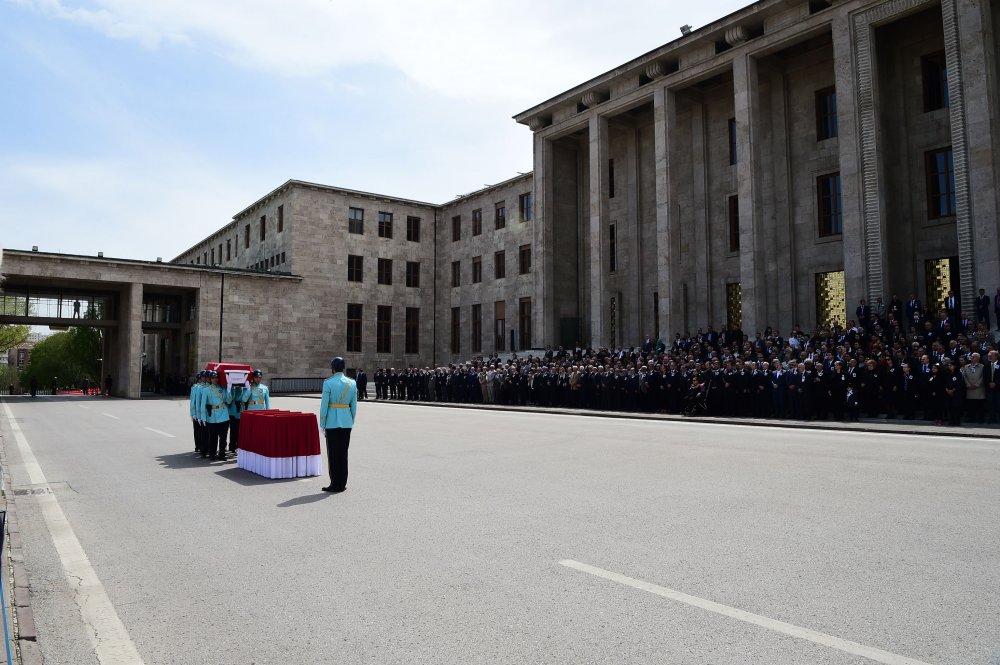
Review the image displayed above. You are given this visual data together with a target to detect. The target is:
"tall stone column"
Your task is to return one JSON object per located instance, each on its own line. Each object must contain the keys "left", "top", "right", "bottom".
{"left": 653, "top": 86, "right": 676, "bottom": 340}
{"left": 589, "top": 112, "right": 609, "bottom": 348}
{"left": 116, "top": 281, "right": 143, "bottom": 399}
{"left": 733, "top": 53, "right": 765, "bottom": 334}
{"left": 943, "top": 0, "right": 1000, "bottom": 305}
{"left": 533, "top": 131, "right": 555, "bottom": 347}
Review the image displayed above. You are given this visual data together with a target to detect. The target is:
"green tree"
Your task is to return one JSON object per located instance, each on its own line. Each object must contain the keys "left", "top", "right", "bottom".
{"left": 20, "top": 327, "right": 101, "bottom": 388}
{"left": 0, "top": 325, "right": 28, "bottom": 353}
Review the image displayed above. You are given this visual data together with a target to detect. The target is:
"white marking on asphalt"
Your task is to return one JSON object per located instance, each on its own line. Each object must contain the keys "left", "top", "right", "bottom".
{"left": 77, "top": 405, "right": 89, "bottom": 410}
{"left": 1, "top": 400, "right": 145, "bottom": 665}
{"left": 102, "top": 413, "right": 120, "bottom": 420}
{"left": 560, "top": 559, "right": 935, "bottom": 665}
{"left": 143, "top": 427, "right": 174, "bottom": 438}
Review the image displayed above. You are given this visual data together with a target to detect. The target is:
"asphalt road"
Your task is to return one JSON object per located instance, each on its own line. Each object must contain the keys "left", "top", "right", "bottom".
{"left": 1, "top": 395, "right": 998, "bottom": 665}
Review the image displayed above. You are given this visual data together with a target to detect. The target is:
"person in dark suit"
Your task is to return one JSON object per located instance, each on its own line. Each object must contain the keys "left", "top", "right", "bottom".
{"left": 356, "top": 368, "right": 368, "bottom": 400}
{"left": 906, "top": 294, "right": 922, "bottom": 331}
{"left": 944, "top": 290, "right": 961, "bottom": 322}
{"left": 976, "top": 288, "right": 990, "bottom": 329}
{"left": 856, "top": 299, "right": 871, "bottom": 328}
{"left": 985, "top": 350, "right": 1000, "bottom": 423}
{"left": 994, "top": 288, "right": 1000, "bottom": 331}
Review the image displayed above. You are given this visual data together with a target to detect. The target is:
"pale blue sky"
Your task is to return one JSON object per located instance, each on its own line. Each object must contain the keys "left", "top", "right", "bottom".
{"left": 1, "top": 0, "right": 747, "bottom": 261}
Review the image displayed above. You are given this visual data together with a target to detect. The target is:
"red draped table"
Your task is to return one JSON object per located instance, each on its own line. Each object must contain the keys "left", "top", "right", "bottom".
{"left": 237, "top": 410, "right": 322, "bottom": 478}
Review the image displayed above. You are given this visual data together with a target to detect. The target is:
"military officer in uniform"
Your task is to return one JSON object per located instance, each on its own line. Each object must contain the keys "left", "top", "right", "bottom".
{"left": 319, "top": 357, "right": 357, "bottom": 493}
{"left": 227, "top": 381, "right": 244, "bottom": 453}
{"left": 199, "top": 371, "right": 231, "bottom": 460}
{"left": 241, "top": 369, "right": 270, "bottom": 411}
{"left": 189, "top": 371, "right": 207, "bottom": 452}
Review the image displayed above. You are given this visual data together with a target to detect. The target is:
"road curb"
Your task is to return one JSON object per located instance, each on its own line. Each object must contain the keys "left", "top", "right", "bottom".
{"left": 281, "top": 393, "right": 1000, "bottom": 440}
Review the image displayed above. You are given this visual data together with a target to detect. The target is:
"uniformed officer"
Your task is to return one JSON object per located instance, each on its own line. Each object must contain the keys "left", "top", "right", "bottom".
{"left": 319, "top": 357, "right": 357, "bottom": 493}
{"left": 189, "top": 371, "right": 206, "bottom": 452}
{"left": 199, "top": 371, "right": 231, "bottom": 460}
{"left": 241, "top": 370, "right": 270, "bottom": 411}
{"left": 227, "top": 381, "right": 244, "bottom": 454}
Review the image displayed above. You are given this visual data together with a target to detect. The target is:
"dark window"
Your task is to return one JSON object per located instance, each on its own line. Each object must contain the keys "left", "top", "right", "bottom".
{"left": 203, "top": 252, "right": 207, "bottom": 265}
{"left": 406, "top": 216, "right": 420, "bottom": 242}
{"left": 277, "top": 205, "right": 284, "bottom": 232}
{"left": 472, "top": 256, "right": 482, "bottom": 283}
{"left": 519, "top": 244, "right": 531, "bottom": 274}
{"left": 817, "top": 173, "right": 843, "bottom": 236}
{"left": 450, "top": 307, "right": 461, "bottom": 354}
{"left": 377, "top": 258, "right": 393, "bottom": 285}
{"left": 349, "top": 207, "right": 364, "bottom": 235}
{"left": 728, "top": 117, "right": 737, "bottom": 165}
{"left": 226, "top": 240, "right": 231, "bottom": 261}
{"left": 519, "top": 192, "right": 533, "bottom": 221}
{"left": 728, "top": 195, "right": 740, "bottom": 253}
{"left": 815, "top": 87, "right": 838, "bottom": 140}
{"left": 405, "top": 307, "right": 419, "bottom": 354}
{"left": 244, "top": 224, "right": 250, "bottom": 248}
{"left": 451, "top": 260, "right": 461, "bottom": 287}
{"left": 260, "top": 215, "right": 266, "bottom": 241}
{"left": 346, "top": 303, "right": 362, "bottom": 352}
{"left": 922, "top": 52, "right": 949, "bottom": 112}
{"left": 519, "top": 298, "right": 532, "bottom": 350}
{"left": 609, "top": 159, "right": 615, "bottom": 198}
{"left": 494, "top": 251, "right": 506, "bottom": 279}
{"left": 609, "top": 223, "right": 617, "bottom": 273}
{"left": 378, "top": 211, "right": 393, "bottom": 238}
{"left": 926, "top": 148, "right": 956, "bottom": 218}
{"left": 348, "top": 255, "right": 363, "bottom": 282}
{"left": 281, "top": 251, "right": 285, "bottom": 264}
{"left": 405, "top": 261, "right": 420, "bottom": 288}
{"left": 472, "top": 209, "right": 483, "bottom": 236}
{"left": 494, "top": 300, "right": 506, "bottom": 351}
{"left": 234, "top": 235, "right": 238, "bottom": 257}
{"left": 376, "top": 306, "right": 392, "bottom": 353}
{"left": 471, "top": 304, "right": 482, "bottom": 353}
{"left": 218, "top": 244, "right": 222, "bottom": 263}
{"left": 495, "top": 202, "right": 506, "bottom": 230}
{"left": 452, "top": 215, "right": 461, "bottom": 242}
{"left": 211, "top": 248, "right": 215, "bottom": 265}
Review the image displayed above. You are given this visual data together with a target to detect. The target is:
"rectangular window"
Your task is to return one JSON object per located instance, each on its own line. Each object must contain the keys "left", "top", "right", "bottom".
{"left": 472, "top": 256, "right": 482, "bottom": 283}
{"left": 406, "top": 216, "right": 420, "bottom": 242}
{"left": 281, "top": 251, "right": 285, "bottom": 264}
{"left": 471, "top": 303, "right": 482, "bottom": 353}
{"left": 519, "top": 244, "right": 531, "bottom": 274}
{"left": 472, "top": 209, "right": 483, "bottom": 236}
{"left": 405, "top": 307, "right": 419, "bottom": 354}
{"left": 815, "top": 87, "right": 838, "bottom": 140}
{"left": 349, "top": 207, "right": 364, "bottom": 235}
{"left": 922, "top": 52, "right": 949, "bottom": 112}
{"left": 817, "top": 173, "right": 843, "bottom": 236}
{"left": 728, "top": 195, "right": 740, "bottom": 253}
{"left": 451, "top": 260, "right": 461, "bottom": 287}
{"left": 519, "top": 192, "right": 533, "bottom": 221}
{"left": 495, "top": 202, "right": 506, "bottom": 230}
{"left": 609, "top": 223, "right": 617, "bottom": 273}
{"left": 378, "top": 211, "right": 393, "bottom": 239}
{"left": 608, "top": 159, "right": 615, "bottom": 198}
{"left": 244, "top": 224, "right": 250, "bottom": 248}
{"left": 519, "top": 297, "right": 532, "bottom": 350}
{"left": 728, "top": 117, "right": 737, "bottom": 165}
{"left": 226, "top": 240, "right": 231, "bottom": 261}
{"left": 234, "top": 235, "right": 238, "bottom": 257}
{"left": 376, "top": 306, "right": 392, "bottom": 353}
{"left": 346, "top": 303, "right": 362, "bottom": 352}
{"left": 450, "top": 307, "right": 461, "bottom": 354}
{"left": 348, "top": 254, "right": 364, "bottom": 282}
{"left": 926, "top": 148, "right": 956, "bottom": 218}
{"left": 405, "top": 261, "right": 420, "bottom": 288}
{"left": 218, "top": 244, "right": 222, "bottom": 264}
{"left": 211, "top": 248, "right": 215, "bottom": 265}
{"left": 494, "top": 300, "right": 506, "bottom": 351}
{"left": 452, "top": 215, "right": 461, "bottom": 242}
{"left": 377, "top": 258, "right": 393, "bottom": 285}
{"left": 494, "top": 250, "right": 506, "bottom": 279}
{"left": 277, "top": 205, "right": 284, "bottom": 232}
{"left": 260, "top": 215, "right": 266, "bottom": 241}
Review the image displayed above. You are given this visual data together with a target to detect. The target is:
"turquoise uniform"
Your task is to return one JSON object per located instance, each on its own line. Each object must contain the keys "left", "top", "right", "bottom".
{"left": 242, "top": 384, "right": 270, "bottom": 411}
{"left": 319, "top": 373, "right": 357, "bottom": 429}
{"left": 200, "top": 384, "right": 231, "bottom": 424}
{"left": 228, "top": 385, "right": 244, "bottom": 419}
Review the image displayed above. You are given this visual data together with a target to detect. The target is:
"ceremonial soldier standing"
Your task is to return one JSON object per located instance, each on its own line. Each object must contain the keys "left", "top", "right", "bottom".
{"left": 227, "top": 382, "right": 244, "bottom": 454}
{"left": 319, "top": 357, "right": 357, "bottom": 493}
{"left": 199, "top": 371, "right": 231, "bottom": 460}
{"left": 242, "top": 370, "right": 270, "bottom": 411}
{"left": 189, "top": 371, "right": 206, "bottom": 452}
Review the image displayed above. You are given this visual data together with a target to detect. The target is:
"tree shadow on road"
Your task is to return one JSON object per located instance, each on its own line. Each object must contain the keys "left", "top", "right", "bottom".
{"left": 276, "top": 493, "right": 335, "bottom": 508}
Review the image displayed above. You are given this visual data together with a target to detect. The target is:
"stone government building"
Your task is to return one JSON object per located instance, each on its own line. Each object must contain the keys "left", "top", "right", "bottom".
{"left": 3, "top": 0, "right": 998, "bottom": 395}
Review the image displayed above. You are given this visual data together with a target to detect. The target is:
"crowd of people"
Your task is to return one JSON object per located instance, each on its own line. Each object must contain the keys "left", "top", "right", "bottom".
{"left": 368, "top": 292, "right": 1000, "bottom": 427}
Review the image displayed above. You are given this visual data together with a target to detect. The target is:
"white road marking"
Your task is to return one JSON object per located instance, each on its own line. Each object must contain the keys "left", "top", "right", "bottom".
{"left": 560, "top": 559, "right": 935, "bottom": 665}
{"left": 1, "top": 400, "right": 145, "bottom": 665}
{"left": 143, "top": 427, "right": 174, "bottom": 438}
{"left": 102, "top": 413, "right": 120, "bottom": 420}
{"left": 77, "top": 405, "right": 89, "bottom": 410}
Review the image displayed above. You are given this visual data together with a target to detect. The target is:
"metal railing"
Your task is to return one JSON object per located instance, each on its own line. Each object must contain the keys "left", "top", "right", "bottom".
{"left": 270, "top": 377, "right": 324, "bottom": 394}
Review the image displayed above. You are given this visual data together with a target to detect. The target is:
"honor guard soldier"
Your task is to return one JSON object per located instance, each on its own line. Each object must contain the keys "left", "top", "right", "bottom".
{"left": 227, "top": 381, "right": 244, "bottom": 454}
{"left": 242, "top": 370, "right": 270, "bottom": 411}
{"left": 319, "top": 357, "right": 357, "bottom": 493}
{"left": 189, "top": 371, "right": 207, "bottom": 452}
{"left": 199, "top": 371, "right": 231, "bottom": 460}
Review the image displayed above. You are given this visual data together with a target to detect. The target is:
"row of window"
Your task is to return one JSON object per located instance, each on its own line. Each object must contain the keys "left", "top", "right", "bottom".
{"left": 189, "top": 205, "right": 284, "bottom": 266}
{"left": 345, "top": 304, "right": 420, "bottom": 354}
{"left": 347, "top": 257, "right": 421, "bottom": 286}
{"left": 449, "top": 299, "right": 532, "bottom": 355}
{"left": 348, "top": 208, "right": 421, "bottom": 241}
{"left": 251, "top": 252, "right": 286, "bottom": 271}
{"left": 450, "top": 193, "right": 533, "bottom": 241}
{"left": 451, "top": 246, "right": 531, "bottom": 287}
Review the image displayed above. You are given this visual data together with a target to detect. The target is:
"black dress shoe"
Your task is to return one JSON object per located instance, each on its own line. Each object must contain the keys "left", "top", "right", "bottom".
{"left": 321, "top": 486, "right": 346, "bottom": 493}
